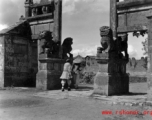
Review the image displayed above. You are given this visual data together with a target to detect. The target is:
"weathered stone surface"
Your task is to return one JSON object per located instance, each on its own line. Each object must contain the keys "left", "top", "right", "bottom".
{"left": 146, "top": 13, "right": 152, "bottom": 99}
{"left": 36, "top": 58, "right": 65, "bottom": 90}
{"left": 0, "top": 36, "right": 4, "bottom": 88}
{"left": 118, "top": 11, "right": 148, "bottom": 30}
{"left": 110, "top": 0, "right": 117, "bottom": 38}
{"left": 37, "top": 70, "right": 63, "bottom": 90}
{"left": 117, "top": 0, "right": 152, "bottom": 9}
{"left": 94, "top": 25, "right": 129, "bottom": 96}
{"left": 93, "top": 68, "right": 129, "bottom": 96}
{"left": 3, "top": 35, "right": 36, "bottom": 87}
{"left": 53, "top": 0, "right": 62, "bottom": 43}
{"left": 34, "top": 24, "right": 50, "bottom": 34}
{"left": 93, "top": 54, "right": 129, "bottom": 96}
{"left": 113, "top": 0, "right": 152, "bottom": 99}
{"left": 0, "top": 20, "right": 37, "bottom": 87}
{"left": 117, "top": 0, "right": 151, "bottom": 33}
{"left": 26, "top": 0, "right": 62, "bottom": 48}
{"left": 38, "top": 30, "right": 60, "bottom": 58}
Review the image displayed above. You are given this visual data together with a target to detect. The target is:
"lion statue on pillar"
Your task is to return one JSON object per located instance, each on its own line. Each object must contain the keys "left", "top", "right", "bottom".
{"left": 38, "top": 30, "right": 60, "bottom": 57}
{"left": 99, "top": 26, "right": 113, "bottom": 53}
{"left": 61, "top": 37, "right": 73, "bottom": 59}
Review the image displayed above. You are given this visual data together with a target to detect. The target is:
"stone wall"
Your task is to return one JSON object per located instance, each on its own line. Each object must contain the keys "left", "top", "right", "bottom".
{"left": 4, "top": 35, "right": 37, "bottom": 87}
{"left": 0, "top": 36, "right": 4, "bottom": 88}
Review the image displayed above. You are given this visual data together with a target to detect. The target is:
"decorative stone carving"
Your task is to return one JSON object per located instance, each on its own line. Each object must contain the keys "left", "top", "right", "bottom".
{"left": 39, "top": 30, "right": 60, "bottom": 57}
{"left": 99, "top": 26, "right": 113, "bottom": 53}
{"left": 93, "top": 26, "right": 129, "bottom": 96}
{"left": 42, "top": 6, "right": 49, "bottom": 14}
{"left": 61, "top": 37, "right": 73, "bottom": 59}
{"left": 32, "top": 8, "right": 38, "bottom": 16}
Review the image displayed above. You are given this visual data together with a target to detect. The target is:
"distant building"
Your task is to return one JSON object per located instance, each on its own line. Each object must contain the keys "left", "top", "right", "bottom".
{"left": 73, "top": 55, "right": 85, "bottom": 63}
{"left": 84, "top": 56, "right": 98, "bottom": 73}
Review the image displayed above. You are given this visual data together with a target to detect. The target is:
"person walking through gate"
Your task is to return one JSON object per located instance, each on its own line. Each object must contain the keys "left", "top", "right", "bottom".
{"left": 60, "top": 59, "right": 72, "bottom": 91}
{"left": 72, "top": 63, "right": 81, "bottom": 89}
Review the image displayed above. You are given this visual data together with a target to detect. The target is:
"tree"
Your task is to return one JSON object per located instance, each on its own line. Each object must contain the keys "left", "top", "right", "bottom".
{"left": 142, "top": 37, "right": 148, "bottom": 56}
{"left": 132, "top": 30, "right": 148, "bottom": 56}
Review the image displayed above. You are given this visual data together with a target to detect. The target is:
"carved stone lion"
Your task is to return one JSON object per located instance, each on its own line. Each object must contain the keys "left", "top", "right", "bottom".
{"left": 39, "top": 30, "right": 60, "bottom": 56}
{"left": 99, "top": 26, "right": 113, "bottom": 53}
{"left": 61, "top": 37, "right": 73, "bottom": 59}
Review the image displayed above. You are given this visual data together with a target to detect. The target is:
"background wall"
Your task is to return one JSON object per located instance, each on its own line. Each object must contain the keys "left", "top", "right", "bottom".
{"left": 4, "top": 35, "right": 37, "bottom": 87}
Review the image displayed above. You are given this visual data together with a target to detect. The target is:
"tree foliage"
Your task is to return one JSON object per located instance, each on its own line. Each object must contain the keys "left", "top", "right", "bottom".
{"left": 142, "top": 37, "right": 148, "bottom": 56}
{"left": 133, "top": 30, "right": 147, "bottom": 38}
{"left": 132, "top": 30, "right": 148, "bottom": 56}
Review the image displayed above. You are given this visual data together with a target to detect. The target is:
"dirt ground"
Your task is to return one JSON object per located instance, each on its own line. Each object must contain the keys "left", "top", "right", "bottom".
{"left": 0, "top": 82, "right": 152, "bottom": 120}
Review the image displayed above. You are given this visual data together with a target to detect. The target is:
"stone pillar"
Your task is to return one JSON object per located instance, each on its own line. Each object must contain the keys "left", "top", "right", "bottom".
{"left": 53, "top": 0, "right": 62, "bottom": 58}
{"left": 54, "top": 0, "right": 62, "bottom": 42}
{"left": 146, "top": 10, "right": 152, "bottom": 98}
{"left": 36, "top": 58, "right": 65, "bottom": 90}
{"left": 24, "top": 0, "right": 33, "bottom": 17}
{"left": 36, "top": 0, "right": 64, "bottom": 90}
{"left": 36, "top": 33, "right": 65, "bottom": 90}
{"left": 0, "top": 36, "right": 4, "bottom": 88}
{"left": 110, "top": 0, "right": 118, "bottom": 38}
{"left": 93, "top": 27, "right": 129, "bottom": 96}
{"left": 93, "top": 55, "right": 129, "bottom": 96}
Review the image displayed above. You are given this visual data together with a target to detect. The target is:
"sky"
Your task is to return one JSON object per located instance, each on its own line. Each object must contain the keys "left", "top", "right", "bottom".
{"left": 0, "top": 0, "right": 146, "bottom": 59}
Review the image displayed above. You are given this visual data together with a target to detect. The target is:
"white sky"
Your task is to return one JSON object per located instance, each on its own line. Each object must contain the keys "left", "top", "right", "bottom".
{"left": 0, "top": 0, "right": 145, "bottom": 59}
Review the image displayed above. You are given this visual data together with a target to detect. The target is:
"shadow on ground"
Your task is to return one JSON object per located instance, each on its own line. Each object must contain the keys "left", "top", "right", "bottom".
{"left": 75, "top": 84, "right": 93, "bottom": 91}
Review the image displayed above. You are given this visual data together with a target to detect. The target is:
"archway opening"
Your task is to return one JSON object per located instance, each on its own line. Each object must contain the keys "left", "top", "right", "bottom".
{"left": 127, "top": 33, "right": 148, "bottom": 95}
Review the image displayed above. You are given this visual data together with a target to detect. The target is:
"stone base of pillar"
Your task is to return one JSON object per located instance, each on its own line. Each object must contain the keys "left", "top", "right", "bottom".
{"left": 36, "top": 58, "right": 65, "bottom": 90}
{"left": 147, "top": 73, "right": 152, "bottom": 100}
{"left": 93, "top": 53, "right": 129, "bottom": 96}
{"left": 93, "top": 72, "right": 129, "bottom": 96}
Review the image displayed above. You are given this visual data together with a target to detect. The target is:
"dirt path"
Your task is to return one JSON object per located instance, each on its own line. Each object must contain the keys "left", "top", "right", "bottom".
{"left": 0, "top": 87, "right": 151, "bottom": 120}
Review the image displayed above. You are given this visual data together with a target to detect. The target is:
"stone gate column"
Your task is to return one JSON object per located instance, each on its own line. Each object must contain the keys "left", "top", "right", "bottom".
{"left": 35, "top": 0, "right": 64, "bottom": 90}
{"left": 93, "top": 26, "right": 129, "bottom": 96}
{"left": 24, "top": 0, "right": 33, "bottom": 17}
{"left": 53, "top": 0, "right": 62, "bottom": 58}
{"left": 146, "top": 10, "right": 152, "bottom": 98}
{"left": 0, "top": 36, "right": 4, "bottom": 88}
{"left": 110, "top": 0, "right": 118, "bottom": 38}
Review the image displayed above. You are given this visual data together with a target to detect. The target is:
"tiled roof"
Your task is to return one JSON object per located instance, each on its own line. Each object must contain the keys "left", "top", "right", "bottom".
{"left": 74, "top": 55, "right": 84, "bottom": 59}
{"left": 0, "top": 20, "right": 26, "bottom": 35}
{"left": 85, "top": 56, "right": 96, "bottom": 59}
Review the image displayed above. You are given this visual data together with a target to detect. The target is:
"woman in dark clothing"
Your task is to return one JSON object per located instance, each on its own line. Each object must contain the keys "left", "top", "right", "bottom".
{"left": 72, "top": 63, "right": 81, "bottom": 89}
